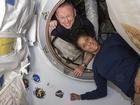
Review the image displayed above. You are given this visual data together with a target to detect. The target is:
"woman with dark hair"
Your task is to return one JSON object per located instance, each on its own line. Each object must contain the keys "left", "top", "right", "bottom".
{"left": 70, "top": 30, "right": 140, "bottom": 105}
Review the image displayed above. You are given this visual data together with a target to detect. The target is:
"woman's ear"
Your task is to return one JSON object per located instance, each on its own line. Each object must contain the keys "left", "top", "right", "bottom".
{"left": 93, "top": 37, "right": 97, "bottom": 41}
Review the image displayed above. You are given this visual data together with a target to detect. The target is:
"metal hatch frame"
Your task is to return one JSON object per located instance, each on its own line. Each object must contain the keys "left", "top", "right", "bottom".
{"left": 37, "top": 0, "right": 94, "bottom": 81}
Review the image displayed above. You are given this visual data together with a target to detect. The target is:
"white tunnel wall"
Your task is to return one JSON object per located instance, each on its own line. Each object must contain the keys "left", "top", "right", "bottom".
{"left": 26, "top": 46, "right": 131, "bottom": 105}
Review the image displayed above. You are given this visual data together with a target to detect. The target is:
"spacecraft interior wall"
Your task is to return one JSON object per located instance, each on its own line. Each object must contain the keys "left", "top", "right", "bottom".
{"left": 26, "top": 0, "right": 131, "bottom": 105}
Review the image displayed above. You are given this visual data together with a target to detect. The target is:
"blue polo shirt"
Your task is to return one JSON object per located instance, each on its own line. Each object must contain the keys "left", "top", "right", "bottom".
{"left": 81, "top": 33, "right": 140, "bottom": 100}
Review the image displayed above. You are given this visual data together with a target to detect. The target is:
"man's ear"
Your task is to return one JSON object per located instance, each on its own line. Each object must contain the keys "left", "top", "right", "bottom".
{"left": 55, "top": 13, "right": 58, "bottom": 19}
{"left": 74, "top": 9, "right": 76, "bottom": 17}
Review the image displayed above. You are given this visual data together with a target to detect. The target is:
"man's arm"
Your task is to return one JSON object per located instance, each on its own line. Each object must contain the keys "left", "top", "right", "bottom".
{"left": 73, "top": 52, "right": 93, "bottom": 77}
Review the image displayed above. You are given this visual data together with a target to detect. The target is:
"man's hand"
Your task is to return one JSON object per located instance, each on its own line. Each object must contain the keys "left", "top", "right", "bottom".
{"left": 135, "top": 67, "right": 140, "bottom": 94}
{"left": 73, "top": 65, "right": 85, "bottom": 77}
{"left": 49, "top": 20, "right": 57, "bottom": 34}
{"left": 70, "top": 93, "right": 81, "bottom": 101}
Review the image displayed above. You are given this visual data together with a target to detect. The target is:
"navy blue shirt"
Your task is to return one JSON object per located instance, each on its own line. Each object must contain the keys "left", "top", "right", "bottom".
{"left": 81, "top": 34, "right": 140, "bottom": 100}
{"left": 51, "top": 14, "right": 95, "bottom": 43}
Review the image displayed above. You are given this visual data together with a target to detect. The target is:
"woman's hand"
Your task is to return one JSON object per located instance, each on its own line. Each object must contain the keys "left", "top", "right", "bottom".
{"left": 135, "top": 76, "right": 140, "bottom": 93}
{"left": 73, "top": 65, "right": 85, "bottom": 77}
{"left": 135, "top": 67, "right": 140, "bottom": 93}
{"left": 70, "top": 93, "right": 81, "bottom": 101}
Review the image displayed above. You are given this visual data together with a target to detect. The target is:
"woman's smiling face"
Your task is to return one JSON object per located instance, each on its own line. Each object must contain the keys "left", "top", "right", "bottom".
{"left": 77, "top": 35, "right": 99, "bottom": 54}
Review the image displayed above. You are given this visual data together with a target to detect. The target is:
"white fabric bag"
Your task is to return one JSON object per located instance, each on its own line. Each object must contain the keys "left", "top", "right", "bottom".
{"left": 0, "top": 0, "right": 35, "bottom": 105}
{"left": 84, "top": 0, "right": 98, "bottom": 36}
{"left": 0, "top": 0, "right": 35, "bottom": 72}
{"left": 0, "top": 72, "right": 27, "bottom": 105}
{"left": 106, "top": 0, "right": 140, "bottom": 54}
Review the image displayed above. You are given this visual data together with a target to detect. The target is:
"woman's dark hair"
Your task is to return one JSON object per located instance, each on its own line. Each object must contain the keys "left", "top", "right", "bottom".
{"left": 73, "top": 28, "right": 96, "bottom": 50}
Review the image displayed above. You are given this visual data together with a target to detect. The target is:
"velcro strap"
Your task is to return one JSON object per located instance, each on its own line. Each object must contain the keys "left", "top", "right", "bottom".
{"left": 0, "top": 32, "right": 24, "bottom": 38}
